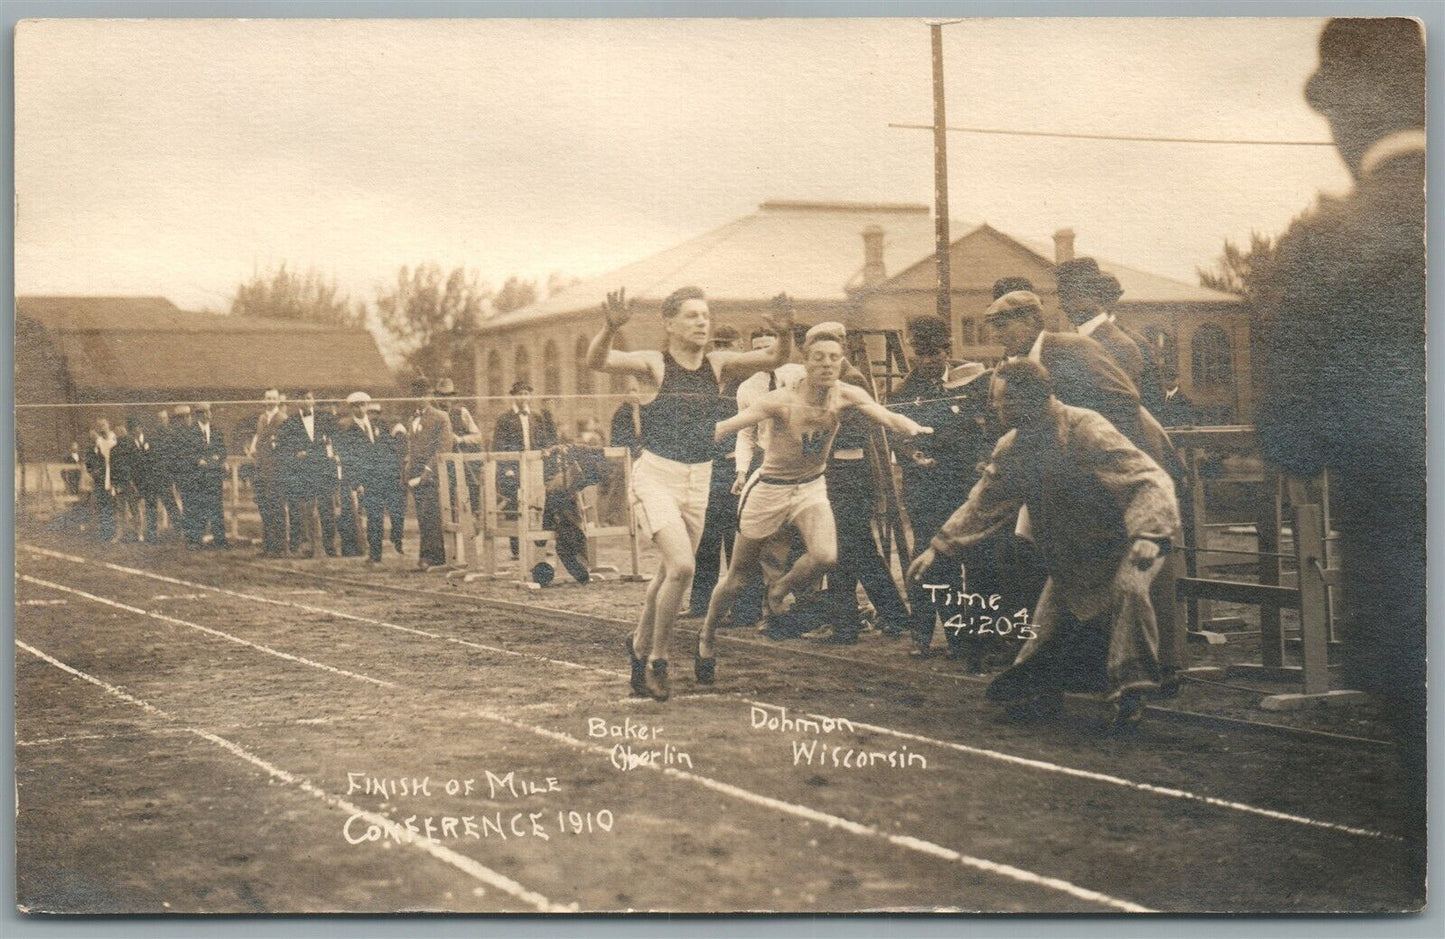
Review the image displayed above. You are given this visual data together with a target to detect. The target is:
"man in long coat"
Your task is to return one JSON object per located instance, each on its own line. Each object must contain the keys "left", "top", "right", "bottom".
{"left": 248, "top": 388, "right": 289, "bottom": 557}
{"left": 909, "top": 360, "right": 1179, "bottom": 729}
{"left": 1254, "top": 18, "right": 1425, "bottom": 890}
{"left": 407, "top": 381, "right": 455, "bottom": 570}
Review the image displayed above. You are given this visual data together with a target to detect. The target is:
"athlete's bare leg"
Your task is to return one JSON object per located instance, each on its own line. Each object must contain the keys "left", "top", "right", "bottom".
{"left": 766, "top": 502, "right": 839, "bottom": 613}
{"left": 699, "top": 533, "right": 768, "bottom": 661}
{"left": 640, "top": 519, "right": 696, "bottom": 669}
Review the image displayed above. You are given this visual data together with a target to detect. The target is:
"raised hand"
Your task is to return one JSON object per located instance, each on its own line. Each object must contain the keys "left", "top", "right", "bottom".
{"left": 763, "top": 292, "right": 795, "bottom": 334}
{"left": 602, "top": 288, "right": 633, "bottom": 329}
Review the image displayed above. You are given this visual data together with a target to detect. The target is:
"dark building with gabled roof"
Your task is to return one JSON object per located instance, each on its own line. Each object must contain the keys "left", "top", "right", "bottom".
{"left": 16, "top": 296, "right": 397, "bottom": 459}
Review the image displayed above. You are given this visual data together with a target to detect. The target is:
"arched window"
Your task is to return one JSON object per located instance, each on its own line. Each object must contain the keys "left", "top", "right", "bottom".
{"left": 514, "top": 345, "right": 532, "bottom": 390}
{"left": 1190, "top": 324, "right": 1232, "bottom": 387}
{"left": 486, "top": 349, "right": 504, "bottom": 401}
{"left": 1140, "top": 325, "right": 1179, "bottom": 380}
{"left": 542, "top": 340, "right": 562, "bottom": 399}
{"left": 958, "top": 317, "right": 977, "bottom": 345}
{"left": 575, "top": 335, "right": 594, "bottom": 397}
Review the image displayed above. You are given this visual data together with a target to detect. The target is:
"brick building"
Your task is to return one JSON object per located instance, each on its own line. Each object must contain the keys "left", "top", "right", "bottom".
{"left": 473, "top": 200, "right": 1246, "bottom": 437}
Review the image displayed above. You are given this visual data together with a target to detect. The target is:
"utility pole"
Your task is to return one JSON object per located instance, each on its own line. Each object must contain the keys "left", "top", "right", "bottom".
{"left": 930, "top": 23, "right": 952, "bottom": 322}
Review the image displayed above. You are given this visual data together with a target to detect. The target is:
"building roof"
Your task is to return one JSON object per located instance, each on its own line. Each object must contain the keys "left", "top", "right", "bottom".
{"left": 482, "top": 200, "right": 1239, "bottom": 333}
{"left": 1009, "top": 236, "right": 1240, "bottom": 306}
{"left": 16, "top": 296, "right": 396, "bottom": 395}
{"left": 479, "top": 200, "right": 961, "bottom": 332}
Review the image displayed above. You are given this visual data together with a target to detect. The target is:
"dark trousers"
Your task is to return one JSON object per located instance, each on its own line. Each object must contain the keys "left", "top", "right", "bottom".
{"left": 159, "top": 478, "right": 182, "bottom": 534}
{"left": 544, "top": 491, "right": 591, "bottom": 585}
{"left": 338, "top": 485, "right": 363, "bottom": 556}
{"left": 93, "top": 488, "right": 116, "bottom": 541}
{"left": 184, "top": 479, "right": 228, "bottom": 546}
{"left": 379, "top": 485, "right": 406, "bottom": 551}
{"left": 824, "top": 459, "right": 909, "bottom": 637}
{"left": 690, "top": 457, "right": 738, "bottom": 615}
{"left": 256, "top": 476, "right": 287, "bottom": 555}
{"left": 289, "top": 494, "right": 336, "bottom": 556}
{"left": 360, "top": 489, "right": 386, "bottom": 561}
{"left": 415, "top": 480, "right": 446, "bottom": 567}
{"left": 137, "top": 491, "right": 159, "bottom": 542}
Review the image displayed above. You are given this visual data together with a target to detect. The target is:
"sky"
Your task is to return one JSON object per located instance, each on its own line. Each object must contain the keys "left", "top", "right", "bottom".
{"left": 14, "top": 17, "right": 1349, "bottom": 314}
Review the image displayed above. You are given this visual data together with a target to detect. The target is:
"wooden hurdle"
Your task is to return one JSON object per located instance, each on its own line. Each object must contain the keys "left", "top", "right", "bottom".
{"left": 440, "top": 447, "right": 643, "bottom": 588}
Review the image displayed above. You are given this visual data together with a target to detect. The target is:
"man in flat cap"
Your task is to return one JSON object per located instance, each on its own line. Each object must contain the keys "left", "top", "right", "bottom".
{"left": 909, "top": 359, "right": 1179, "bottom": 730}
{"left": 1255, "top": 18, "right": 1425, "bottom": 891}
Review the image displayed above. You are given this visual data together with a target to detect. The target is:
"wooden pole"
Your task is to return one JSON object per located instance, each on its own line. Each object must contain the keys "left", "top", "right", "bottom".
{"left": 931, "top": 23, "right": 952, "bottom": 322}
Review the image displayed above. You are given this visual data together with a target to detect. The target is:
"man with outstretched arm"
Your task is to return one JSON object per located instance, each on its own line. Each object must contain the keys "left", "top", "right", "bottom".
{"left": 586, "top": 286, "right": 793, "bottom": 701}
{"left": 695, "top": 324, "right": 931, "bottom": 685}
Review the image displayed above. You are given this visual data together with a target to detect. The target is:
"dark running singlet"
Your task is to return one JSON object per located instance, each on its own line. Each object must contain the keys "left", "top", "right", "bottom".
{"left": 639, "top": 351, "right": 724, "bottom": 464}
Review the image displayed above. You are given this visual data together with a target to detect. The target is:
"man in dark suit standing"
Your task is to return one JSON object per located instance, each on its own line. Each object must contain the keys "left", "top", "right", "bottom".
{"left": 366, "top": 400, "right": 407, "bottom": 555}
{"left": 126, "top": 417, "right": 164, "bottom": 544}
{"left": 277, "top": 390, "right": 338, "bottom": 558}
{"left": 492, "top": 381, "right": 558, "bottom": 559}
{"left": 407, "top": 380, "right": 455, "bottom": 570}
{"left": 180, "top": 402, "right": 230, "bottom": 549}
{"left": 1255, "top": 19, "right": 1425, "bottom": 891}
{"left": 1054, "top": 258, "right": 1168, "bottom": 419}
{"left": 248, "top": 388, "right": 289, "bottom": 557}
{"left": 337, "top": 392, "right": 390, "bottom": 564}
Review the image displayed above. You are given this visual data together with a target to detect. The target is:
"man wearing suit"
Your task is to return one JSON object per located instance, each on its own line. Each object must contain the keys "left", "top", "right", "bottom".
{"left": 367, "top": 400, "right": 408, "bottom": 555}
{"left": 492, "top": 381, "right": 558, "bottom": 559}
{"left": 336, "top": 392, "right": 390, "bottom": 563}
{"left": 180, "top": 402, "right": 230, "bottom": 549}
{"left": 983, "top": 290, "right": 1185, "bottom": 681}
{"left": 248, "top": 388, "right": 289, "bottom": 557}
{"left": 1054, "top": 258, "right": 1167, "bottom": 419}
{"left": 277, "top": 390, "right": 339, "bottom": 558}
{"left": 126, "top": 417, "right": 164, "bottom": 544}
{"left": 85, "top": 419, "right": 119, "bottom": 542}
{"left": 1255, "top": 18, "right": 1425, "bottom": 892}
{"left": 984, "top": 290, "right": 1179, "bottom": 477}
{"left": 408, "top": 380, "right": 456, "bottom": 570}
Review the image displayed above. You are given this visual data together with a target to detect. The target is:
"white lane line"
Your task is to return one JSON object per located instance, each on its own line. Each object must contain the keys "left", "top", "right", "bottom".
{"left": 21, "top": 547, "right": 608, "bottom": 680}
{"left": 475, "top": 709, "right": 1152, "bottom": 913}
{"left": 24, "top": 543, "right": 1396, "bottom": 845}
{"left": 19, "top": 574, "right": 395, "bottom": 689}
{"left": 742, "top": 701, "right": 1398, "bottom": 843}
{"left": 14, "top": 638, "right": 573, "bottom": 914}
{"left": 18, "top": 549, "right": 1149, "bottom": 911}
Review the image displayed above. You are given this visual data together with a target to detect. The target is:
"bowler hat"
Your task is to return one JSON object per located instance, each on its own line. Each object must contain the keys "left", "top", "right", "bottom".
{"left": 509, "top": 381, "right": 533, "bottom": 395}
{"left": 434, "top": 378, "right": 457, "bottom": 397}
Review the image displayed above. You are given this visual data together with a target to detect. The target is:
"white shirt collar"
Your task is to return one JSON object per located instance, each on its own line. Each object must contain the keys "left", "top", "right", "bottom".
{"left": 1077, "top": 311, "right": 1110, "bottom": 337}
{"left": 1359, "top": 128, "right": 1425, "bottom": 179}
{"left": 1027, "top": 329, "right": 1046, "bottom": 364}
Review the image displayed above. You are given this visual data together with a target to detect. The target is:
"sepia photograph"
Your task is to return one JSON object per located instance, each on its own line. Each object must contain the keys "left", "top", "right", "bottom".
{"left": 9, "top": 11, "right": 1431, "bottom": 917}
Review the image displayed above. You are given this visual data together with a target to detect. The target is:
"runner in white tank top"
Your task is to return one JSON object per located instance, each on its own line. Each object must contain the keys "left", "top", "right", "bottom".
{"left": 695, "top": 326, "right": 932, "bottom": 684}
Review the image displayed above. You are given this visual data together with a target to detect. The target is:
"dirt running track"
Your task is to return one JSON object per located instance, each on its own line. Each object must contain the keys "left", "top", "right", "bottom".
{"left": 14, "top": 527, "right": 1420, "bottom": 914}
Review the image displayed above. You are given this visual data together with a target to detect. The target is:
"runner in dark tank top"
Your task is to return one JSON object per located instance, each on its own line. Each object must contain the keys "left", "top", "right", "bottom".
{"left": 585, "top": 286, "right": 794, "bottom": 701}
{"left": 639, "top": 352, "right": 724, "bottom": 465}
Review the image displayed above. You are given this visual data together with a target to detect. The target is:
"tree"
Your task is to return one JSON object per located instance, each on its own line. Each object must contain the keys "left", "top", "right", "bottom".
{"left": 1197, "top": 232, "right": 1278, "bottom": 302}
{"left": 374, "top": 264, "right": 490, "bottom": 389}
{"left": 491, "top": 275, "right": 538, "bottom": 317}
{"left": 231, "top": 263, "right": 359, "bottom": 327}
